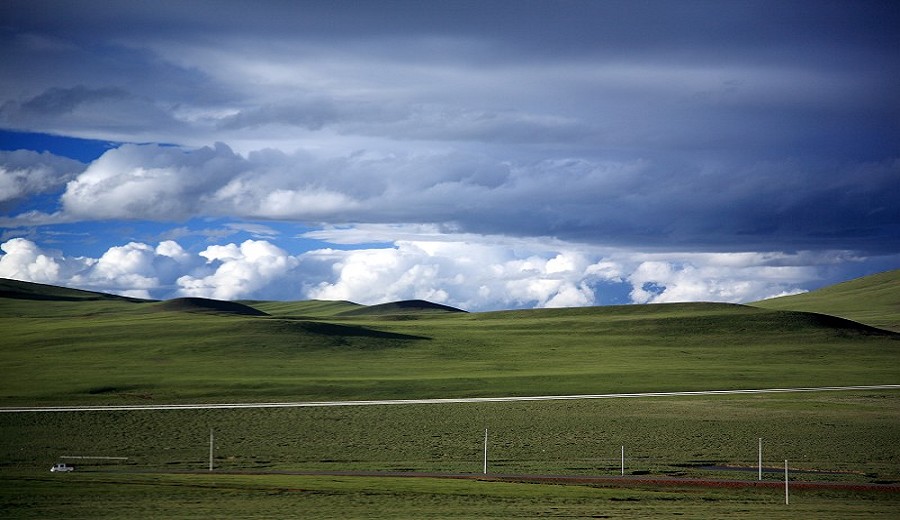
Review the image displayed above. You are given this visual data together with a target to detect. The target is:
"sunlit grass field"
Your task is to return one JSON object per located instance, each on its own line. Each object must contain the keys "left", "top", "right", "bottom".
{"left": 1, "top": 276, "right": 898, "bottom": 518}
{"left": 754, "top": 269, "right": 900, "bottom": 332}
{"left": 2, "top": 295, "right": 898, "bottom": 406}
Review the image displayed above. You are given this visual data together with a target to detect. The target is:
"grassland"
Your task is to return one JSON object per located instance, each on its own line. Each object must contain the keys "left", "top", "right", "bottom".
{"left": 4, "top": 471, "right": 898, "bottom": 519}
{"left": 2, "top": 390, "right": 899, "bottom": 518}
{"left": 3, "top": 392, "right": 898, "bottom": 478}
{"left": 1, "top": 276, "right": 898, "bottom": 518}
{"left": 754, "top": 269, "right": 900, "bottom": 332}
{"left": 1, "top": 278, "right": 898, "bottom": 406}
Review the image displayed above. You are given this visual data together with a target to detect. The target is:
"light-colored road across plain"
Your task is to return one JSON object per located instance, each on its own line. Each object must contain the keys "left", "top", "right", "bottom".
{"left": 1, "top": 384, "right": 898, "bottom": 413}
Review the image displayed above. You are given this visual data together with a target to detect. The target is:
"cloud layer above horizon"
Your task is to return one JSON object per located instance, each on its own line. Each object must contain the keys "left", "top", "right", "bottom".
{"left": 0, "top": 1, "right": 898, "bottom": 309}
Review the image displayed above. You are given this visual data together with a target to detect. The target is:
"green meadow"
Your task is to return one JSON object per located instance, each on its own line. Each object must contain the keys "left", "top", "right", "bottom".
{"left": 1, "top": 390, "right": 899, "bottom": 518}
{"left": 754, "top": 269, "right": 900, "bottom": 333}
{"left": 3, "top": 471, "right": 899, "bottom": 520}
{"left": 3, "top": 392, "right": 898, "bottom": 478}
{"left": 0, "top": 474, "right": 900, "bottom": 519}
{"left": 1, "top": 277, "right": 898, "bottom": 406}
{"left": 1, "top": 272, "right": 898, "bottom": 518}
{"left": 2, "top": 391, "right": 898, "bottom": 518}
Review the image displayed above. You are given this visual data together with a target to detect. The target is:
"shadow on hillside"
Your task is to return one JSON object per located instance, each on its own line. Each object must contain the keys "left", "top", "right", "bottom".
{"left": 337, "top": 299, "right": 467, "bottom": 317}
{"left": 152, "top": 297, "right": 270, "bottom": 316}
{"left": 0, "top": 288, "right": 145, "bottom": 303}
{"left": 289, "top": 320, "right": 431, "bottom": 341}
{"left": 786, "top": 311, "right": 900, "bottom": 337}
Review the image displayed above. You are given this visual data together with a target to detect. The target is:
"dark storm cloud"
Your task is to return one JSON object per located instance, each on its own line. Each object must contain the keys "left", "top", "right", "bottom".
{"left": 1, "top": 0, "right": 898, "bottom": 256}
{"left": 5, "top": 1, "right": 896, "bottom": 67}
{"left": 421, "top": 156, "right": 900, "bottom": 254}
{"left": 218, "top": 101, "right": 339, "bottom": 131}
{"left": 18, "top": 86, "right": 129, "bottom": 115}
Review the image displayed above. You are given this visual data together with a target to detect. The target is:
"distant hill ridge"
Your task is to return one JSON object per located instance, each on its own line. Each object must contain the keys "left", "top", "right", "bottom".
{"left": 0, "top": 278, "right": 466, "bottom": 318}
{"left": 2, "top": 275, "right": 899, "bottom": 406}
{"left": 0, "top": 278, "right": 146, "bottom": 302}
{"left": 337, "top": 299, "right": 467, "bottom": 316}
{"left": 152, "top": 297, "right": 270, "bottom": 316}
{"left": 2, "top": 269, "right": 897, "bottom": 329}
{"left": 753, "top": 269, "right": 900, "bottom": 332}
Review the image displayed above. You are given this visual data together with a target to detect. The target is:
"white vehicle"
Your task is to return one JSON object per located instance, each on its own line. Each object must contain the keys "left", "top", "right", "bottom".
{"left": 50, "top": 463, "right": 74, "bottom": 472}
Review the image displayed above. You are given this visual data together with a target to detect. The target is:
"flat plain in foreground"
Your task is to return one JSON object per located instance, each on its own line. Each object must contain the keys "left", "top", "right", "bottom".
{"left": 3, "top": 471, "right": 898, "bottom": 520}
{"left": 2, "top": 391, "right": 898, "bottom": 518}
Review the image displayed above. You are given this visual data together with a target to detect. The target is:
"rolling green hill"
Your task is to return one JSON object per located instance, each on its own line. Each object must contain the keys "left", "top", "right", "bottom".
{"left": 753, "top": 269, "right": 900, "bottom": 332}
{"left": 336, "top": 299, "right": 466, "bottom": 317}
{"left": 241, "top": 299, "right": 363, "bottom": 317}
{"left": 0, "top": 278, "right": 146, "bottom": 303}
{"left": 0, "top": 278, "right": 155, "bottom": 318}
{"left": 0, "top": 276, "right": 897, "bottom": 406}
{"left": 152, "top": 297, "right": 270, "bottom": 316}
{"left": 2, "top": 275, "right": 898, "bottom": 518}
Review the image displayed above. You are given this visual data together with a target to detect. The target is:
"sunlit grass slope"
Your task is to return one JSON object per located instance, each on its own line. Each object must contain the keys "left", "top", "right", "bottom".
{"left": 336, "top": 299, "right": 466, "bottom": 316}
{"left": 1, "top": 277, "right": 898, "bottom": 406}
{"left": 0, "top": 278, "right": 153, "bottom": 318}
{"left": 753, "top": 269, "right": 900, "bottom": 332}
{"left": 0, "top": 278, "right": 146, "bottom": 303}
{"left": 242, "top": 299, "right": 363, "bottom": 317}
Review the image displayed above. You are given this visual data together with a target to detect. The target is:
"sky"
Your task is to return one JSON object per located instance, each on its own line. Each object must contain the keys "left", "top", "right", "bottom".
{"left": 0, "top": 0, "right": 898, "bottom": 311}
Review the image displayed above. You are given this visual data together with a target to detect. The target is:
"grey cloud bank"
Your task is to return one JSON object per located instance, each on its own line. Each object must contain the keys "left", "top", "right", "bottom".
{"left": 26, "top": 142, "right": 899, "bottom": 254}
{"left": 0, "top": 0, "right": 898, "bottom": 308}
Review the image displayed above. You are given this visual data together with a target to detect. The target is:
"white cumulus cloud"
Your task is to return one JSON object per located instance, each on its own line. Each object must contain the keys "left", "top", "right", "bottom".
{"left": 1, "top": 234, "right": 849, "bottom": 310}
{"left": 79, "top": 242, "right": 160, "bottom": 297}
{"left": 624, "top": 253, "right": 821, "bottom": 304}
{"left": 0, "top": 238, "right": 71, "bottom": 283}
{"left": 306, "top": 241, "right": 611, "bottom": 310}
{"left": 61, "top": 142, "right": 246, "bottom": 220}
{"left": 0, "top": 237, "right": 194, "bottom": 299}
{"left": 177, "top": 240, "right": 302, "bottom": 301}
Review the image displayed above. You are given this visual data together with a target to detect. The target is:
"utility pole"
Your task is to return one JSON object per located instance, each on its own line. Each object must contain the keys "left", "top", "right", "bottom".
{"left": 209, "top": 429, "right": 214, "bottom": 472}
{"left": 758, "top": 438, "right": 762, "bottom": 481}
{"left": 621, "top": 445, "right": 624, "bottom": 476}
{"left": 785, "top": 460, "right": 789, "bottom": 505}
{"left": 483, "top": 429, "right": 488, "bottom": 475}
